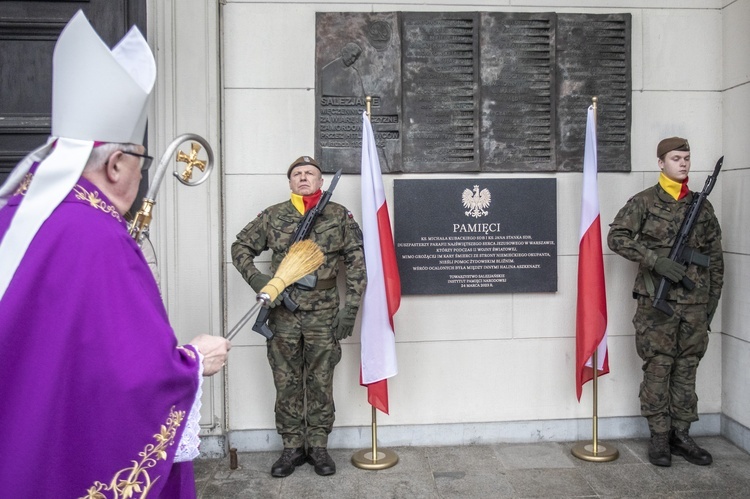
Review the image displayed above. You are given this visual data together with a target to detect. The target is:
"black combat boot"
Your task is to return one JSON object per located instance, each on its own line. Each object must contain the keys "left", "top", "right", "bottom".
{"left": 271, "top": 447, "right": 307, "bottom": 477}
{"left": 670, "top": 429, "right": 713, "bottom": 465}
{"left": 648, "top": 432, "right": 671, "bottom": 467}
{"left": 307, "top": 446, "right": 336, "bottom": 476}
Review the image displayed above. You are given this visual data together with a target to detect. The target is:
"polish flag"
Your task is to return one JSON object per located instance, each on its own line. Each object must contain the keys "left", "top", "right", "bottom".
{"left": 360, "top": 111, "right": 400, "bottom": 414}
{"left": 576, "top": 104, "right": 610, "bottom": 401}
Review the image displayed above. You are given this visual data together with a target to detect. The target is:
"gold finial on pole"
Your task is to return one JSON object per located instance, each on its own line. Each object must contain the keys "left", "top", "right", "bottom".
{"left": 366, "top": 95, "right": 372, "bottom": 120}
{"left": 592, "top": 96, "right": 598, "bottom": 129}
{"left": 571, "top": 96, "right": 618, "bottom": 463}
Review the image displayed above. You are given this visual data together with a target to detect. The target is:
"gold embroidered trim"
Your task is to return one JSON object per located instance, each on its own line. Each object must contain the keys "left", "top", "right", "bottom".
{"left": 80, "top": 407, "right": 186, "bottom": 499}
{"left": 14, "top": 173, "right": 121, "bottom": 223}
{"left": 73, "top": 184, "right": 122, "bottom": 222}
{"left": 14, "top": 173, "right": 33, "bottom": 196}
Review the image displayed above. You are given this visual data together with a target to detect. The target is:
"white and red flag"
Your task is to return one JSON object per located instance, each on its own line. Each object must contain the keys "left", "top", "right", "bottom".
{"left": 576, "top": 104, "right": 610, "bottom": 401}
{"left": 359, "top": 111, "right": 400, "bottom": 414}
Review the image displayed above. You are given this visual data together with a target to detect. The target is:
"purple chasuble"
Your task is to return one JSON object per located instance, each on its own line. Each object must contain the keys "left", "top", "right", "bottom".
{"left": 0, "top": 175, "right": 200, "bottom": 498}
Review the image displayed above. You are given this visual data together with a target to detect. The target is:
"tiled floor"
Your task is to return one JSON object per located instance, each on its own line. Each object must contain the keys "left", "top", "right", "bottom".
{"left": 194, "top": 436, "right": 750, "bottom": 498}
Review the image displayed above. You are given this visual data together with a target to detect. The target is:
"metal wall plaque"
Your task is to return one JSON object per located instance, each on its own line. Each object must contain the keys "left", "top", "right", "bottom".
{"left": 401, "top": 12, "right": 480, "bottom": 173}
{"left": 316, "top": 12, "right": 401, "bottom": 173}
{"left": 481, "top": 13, "right": 556, "bottom": 172}
{"left": 394, "top": 179, "right": 557, "bottom": 295}
{"left": 315, "top": 11, "right": 631, "bottom": 174}
{"left": 556, "top": 14, "right": 631, "bottom": 172}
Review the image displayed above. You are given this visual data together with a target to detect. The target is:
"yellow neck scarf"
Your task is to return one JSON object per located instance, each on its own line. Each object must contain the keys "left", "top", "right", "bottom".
{"left": 290, "top": 189, "right": 322, "bottom": 215}
{"left": 658, "top": 172, "right": 689, "bottom": 200}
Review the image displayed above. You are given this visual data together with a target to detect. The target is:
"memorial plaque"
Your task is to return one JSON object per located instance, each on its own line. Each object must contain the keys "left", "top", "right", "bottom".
{"left": 394, "top": 179, "right": 557, "bottom": 295}
{"left": 401, "top": 12, "right": 480, "bottom": 173}
{"left": 481, "top": 13, "right": 556, "bottom": 172}
{"left": 316, "top": 12, "right": 402, "bottom": 173}
{"left": 315, "top": 12, "right": 632, "bottom": 173}
{"left": 556, "top": 14, "right": 631, "bottom": 172}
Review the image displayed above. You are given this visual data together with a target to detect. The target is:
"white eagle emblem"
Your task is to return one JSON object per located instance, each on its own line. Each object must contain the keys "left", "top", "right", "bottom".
{"left": 462, "top": 185, "right": 491, "bottom": 218}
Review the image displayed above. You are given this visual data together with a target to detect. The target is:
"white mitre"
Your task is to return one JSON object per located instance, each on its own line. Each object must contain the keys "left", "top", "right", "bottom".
{"left": 0, "top": 10, "right": 156, "bottom": 300}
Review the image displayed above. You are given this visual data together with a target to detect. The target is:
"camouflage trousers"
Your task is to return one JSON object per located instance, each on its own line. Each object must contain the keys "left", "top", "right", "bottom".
{"left": 633, "top": 296, "right": 709, "bottom": 434}
{"left": 267, "top": 306, "right": 342, "bottom": 448}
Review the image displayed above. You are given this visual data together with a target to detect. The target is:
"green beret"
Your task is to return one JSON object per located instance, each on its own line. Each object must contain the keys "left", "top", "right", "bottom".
{"left": 657, "top": 137, "right": 690, "bottom": 158}
{"left": 287, "top": 155, "right": 321, "bottom": 178}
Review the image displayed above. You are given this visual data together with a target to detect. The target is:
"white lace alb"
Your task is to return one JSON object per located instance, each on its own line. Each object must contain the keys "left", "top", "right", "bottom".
{"left": 174, "top": 349, "right": 204, "bottom": 462}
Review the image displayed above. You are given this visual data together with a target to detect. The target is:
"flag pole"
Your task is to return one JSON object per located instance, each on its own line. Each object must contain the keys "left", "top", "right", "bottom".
{"left": 572, "top": 96, "right": 618, "bottom": 463}
{"left": 351, "top": 96, "right": 399, "bottom": 471}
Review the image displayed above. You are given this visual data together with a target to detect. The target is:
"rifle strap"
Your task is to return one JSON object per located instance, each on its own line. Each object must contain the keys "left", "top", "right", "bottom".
{"left": 642, "top": 268, "right": 656, "bottom": 297}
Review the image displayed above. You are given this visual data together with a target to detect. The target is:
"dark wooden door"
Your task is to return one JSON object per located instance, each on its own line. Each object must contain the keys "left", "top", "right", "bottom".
{"left": 0, "top": 1, "right": 146, "bottom": 183}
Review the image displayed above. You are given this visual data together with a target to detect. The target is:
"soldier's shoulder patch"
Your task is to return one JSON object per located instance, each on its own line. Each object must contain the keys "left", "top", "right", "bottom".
{"left": 347, "top": 210, "right": 354, "bottom": 219}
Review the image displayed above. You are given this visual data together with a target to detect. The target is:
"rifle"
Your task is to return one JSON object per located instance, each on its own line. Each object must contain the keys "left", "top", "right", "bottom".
{"left": 251, "top": 169, "right": 343, "bottom": 338}
{"left": 652, "top": 156, "right": 723, "bottom": 316}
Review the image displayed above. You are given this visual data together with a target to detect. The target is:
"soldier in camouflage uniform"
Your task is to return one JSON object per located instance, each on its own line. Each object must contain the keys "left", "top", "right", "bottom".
{"left": 608, "top": 137, "right": 723, "bottom": 467}
{"left": 231, "top": 156, "right": 366, "bottom": 477}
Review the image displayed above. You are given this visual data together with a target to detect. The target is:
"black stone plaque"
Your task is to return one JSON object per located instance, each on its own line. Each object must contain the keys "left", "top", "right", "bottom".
{"left": 401, "top": 12, "right": 480, "bottom": 173}
{"left": 556, "top": 14, "right": 631, "bottom": 172}
{"left": 481, "top": 13, "right": 556, "bottom": 172}
{"left": 394, "top": 179, "right": 557, "bottom": 295}
{"left": 315, "top": 12, "right": 402, "bottom": 173}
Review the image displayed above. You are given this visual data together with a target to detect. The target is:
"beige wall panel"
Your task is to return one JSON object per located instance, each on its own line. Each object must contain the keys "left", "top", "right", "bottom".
{"left": 344, "top": 335, "right": 638, "bottom": 426}
{"left": 226, "top": 324, "right": 721, "bottom": 431}
{"left": 721, "top": 167, "right": 750, "bottom": 255}
{"left": 513, "top": 256, "right": 575, "bottom": 339}
{"left": 225, "top": 173, "right": 295, "bottom": 256}
{"left": 223, "top": 89, "right": 315, "bottom": 175}
{"left": 723, "top": 85, "right": 750, "bottom": 177}
{"left": 696, "top": 331, "right": 723, "bottom": 413}
{"left": 395, "top": 293, "right": 514, "bottom": 342}
{"left": 723, "top": 330, "right": 750, "bottom": 428}
{"left": 642, "top": 9, "right": 722, "bottom": 91}
{"left": 601, "top": 254, "right": 640, "bottom": 336}
{"left": 512, "top": 254, "right": 637, "bottom": 341}
{"left": 224, "top": 4, "right": 315, "bottom": 89}
{"left": 630, "top": 91, "right": 722, "bottom": 172}
{"left": 723, "top": 254, "right": 750, "bottom": 344}
{"left": 723, "top": 0, "right": 750, "bottom": 88}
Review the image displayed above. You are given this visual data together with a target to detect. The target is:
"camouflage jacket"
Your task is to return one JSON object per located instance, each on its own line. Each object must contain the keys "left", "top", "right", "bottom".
{"left": 231, "top": 200, "right": 367, "bottom": 312}
{"left": 607, "top": 183, "right": 723, "bottom": 304}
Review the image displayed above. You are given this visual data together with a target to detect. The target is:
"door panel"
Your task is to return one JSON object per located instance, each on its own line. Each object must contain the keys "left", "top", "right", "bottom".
{"left": 0, "top": 1, "right": 146, "bottom": 182}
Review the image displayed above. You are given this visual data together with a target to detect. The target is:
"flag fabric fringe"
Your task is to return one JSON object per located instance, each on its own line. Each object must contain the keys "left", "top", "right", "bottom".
{"left": 576, "top": 104, "right": 610, "bottom": 401}
{"left": 360, "top": 111, "right": 400, "bottom": 414}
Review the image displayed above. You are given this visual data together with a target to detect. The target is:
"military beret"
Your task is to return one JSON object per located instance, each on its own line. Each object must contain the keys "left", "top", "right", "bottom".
{"left": 657, "top": 137, "right": 690, "bottom": 158}
{"left": 287, "top": 155, "right": 321, "bottom": 178}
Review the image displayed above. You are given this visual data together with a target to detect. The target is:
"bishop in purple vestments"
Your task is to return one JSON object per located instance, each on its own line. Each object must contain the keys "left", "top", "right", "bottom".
{"left": 0, "top": 11, "right": 230, "bottom": 498}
